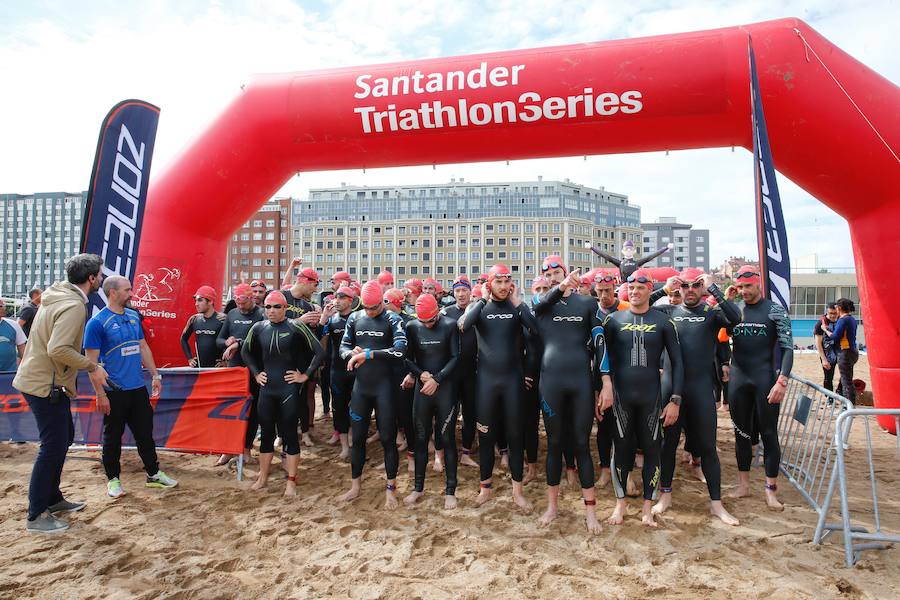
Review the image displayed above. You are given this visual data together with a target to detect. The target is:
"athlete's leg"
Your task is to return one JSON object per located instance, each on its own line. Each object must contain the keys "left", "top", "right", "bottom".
{"left": 331, "top": 376, "right": 352, "bottom": 459}
{"left": 320, "top": 360, "right": 332, "bottom": 415}
{"left": 727, "top": 378, "right": 755, "bottom": 498}
{"left": 459, "top": 369, "right": 478, "bottom": 464}
{"left": 409, "top": 388, "right": 434, "bottom": 499}
{"left": 753, "top": 375, "right": 784, "bottom": 510}
{"left": 634, "top": 398, "right": 663, "bottom": 526}
{"left": 654, "top": 410, "right": 683, "bottom": 515}
{"left": 252, "top": 391, "right": 278, "bottom": 490}
{"left": 278, "top": 391, "right": 301, "bottom": 496}
{"left": 538, "top": 383, "right": 563, "bottom": 527}
{"left": 475, "top": 378, "right": 499, "bottom": 505}
{"left": 596, "top": 407, "right": 614, "bottom": 486}
{"left": 523, "top": 383, "right": 540, "bottom": 484}
{"left": 501, "top": 381, "right": 531, "bottom": 512}
{"left": 435, "top": 387, "right": 459, "bottom": 505}
{"left": 340, "top": 387, "right": 374, "bottom": 501}
{"left": 608, "top": 396, "right": 637, "bottom": 525}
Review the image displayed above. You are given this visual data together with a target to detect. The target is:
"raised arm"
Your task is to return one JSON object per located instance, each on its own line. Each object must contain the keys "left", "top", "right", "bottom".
{"left": 460, "top": 298, "right": 485, "bottom": 332}
{"left": 635, "top": 243, "right": 672, "bottom": 268}
{"left": 593, "top": 248, "right": 621, "bottom": 268}
{"left": 708, "top": 283, "right": 741, "bottom": 326}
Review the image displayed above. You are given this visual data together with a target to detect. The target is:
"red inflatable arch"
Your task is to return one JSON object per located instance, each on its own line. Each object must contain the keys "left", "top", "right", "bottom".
{"left": 135, "top": 18, "right": 899, "bottom": 426}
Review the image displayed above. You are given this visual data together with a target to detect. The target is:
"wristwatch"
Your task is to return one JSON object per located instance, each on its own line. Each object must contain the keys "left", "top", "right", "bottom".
{"left": 777, "top": 377, "right": 788, "bottom": 387}
{"left": 152, "top": 375, "right": 163, "bottom": 381}
{"left": 669, "top": 394, "right": 682, "bottom": 406}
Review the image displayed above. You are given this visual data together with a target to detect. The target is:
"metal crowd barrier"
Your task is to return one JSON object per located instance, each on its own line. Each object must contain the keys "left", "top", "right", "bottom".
{"left": 774, "top": 374, "right": 899, "bottom": 566}
{"left": 813, "top": 409, "right": 900, "bottom": 566}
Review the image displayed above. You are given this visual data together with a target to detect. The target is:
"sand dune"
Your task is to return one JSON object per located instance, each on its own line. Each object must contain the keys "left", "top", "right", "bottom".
{"left": 2, "top": 354, "right": 897, "bottom": 599}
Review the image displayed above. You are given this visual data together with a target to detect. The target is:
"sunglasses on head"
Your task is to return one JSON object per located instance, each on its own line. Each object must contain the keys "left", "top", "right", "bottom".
{"left": 594, "top": 275, "right": 617, "bottom": 283}
{"left": 735, "top": 271, "right": 760, "bottom": 280}
{"left": 194, "top": 295, "right": 211, "bottom": 302}
{"left": 680, "top": 281, "right": 703, "bottom": 289}
{"left": 627, "top": 275, "right": 652, "bottom": 284}
{"left": 541, "top": 261, "right": 564, "bottom": 272}
{"left": 234, "top": 294, "right": 251, "bottom": 301}
{"left": 264, "top": 304, "right": 284, "bottom": 309}
{"left": 334, "top": 293, "right": 351, "bottom": 299}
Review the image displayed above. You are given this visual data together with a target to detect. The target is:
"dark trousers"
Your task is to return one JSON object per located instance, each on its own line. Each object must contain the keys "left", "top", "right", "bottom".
{"left": 102, "top": 387, "right": 159, "bottom": 480}
{"left": 25, "top": 392, "right": 74, "bottom": 520}
{"left": 837, "top": 350, "right": 859, "bottom": 403}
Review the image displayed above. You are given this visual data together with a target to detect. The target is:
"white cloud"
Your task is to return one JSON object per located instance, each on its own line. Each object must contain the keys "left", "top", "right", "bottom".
{"left": 1, "top": 0, "right": 895, "bottom": 269}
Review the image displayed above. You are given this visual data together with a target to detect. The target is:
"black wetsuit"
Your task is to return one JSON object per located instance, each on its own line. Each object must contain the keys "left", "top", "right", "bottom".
{"left": 217, "top": 305, "right": 265, "bottom": 450}
{"left": 323, "top": 311, "right": 355, "bottom": 435}
{"left": 405, "top": 316, "right": 459, "bottom": 495}
{"left": 391, "top": 311, "right": 416, "bottom": 454}
{"left": 340, "top": 309, "right": 407, "bottom": 480}
{"left": 461, "top": 297, "right": 538, "bottom": 483}
{"left": 442, "top": 303, "right": 478, "bottom": 453}
{"left": 533, "top": 286, "right": 609, "bottom": 489}
{"left": 728, "top": 298, "right": 793, "bottom": 478}
{"left": 604, "top": 308, "right": 683, "bottom": 500}
{"left": 652, "top": 285, "right": 740, "bottom": 501}
{"left": 522, "top": 325, "right": 542, "bottom": 465}
{"left": 241, "top": 318, "right": 324, "bottom": 455}
{"left": 595, "top": 298, "right": 629, "bottom": 469}
{"left": 284, "top": 292, "right": 323, "bottom": 432}
{"left": 180, "top": 312, "right": 225, "bottom": 367}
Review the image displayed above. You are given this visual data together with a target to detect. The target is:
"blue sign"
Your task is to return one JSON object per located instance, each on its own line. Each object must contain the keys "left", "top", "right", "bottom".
{"left": 81, "top": 100, "right": 160, "bottom": 316}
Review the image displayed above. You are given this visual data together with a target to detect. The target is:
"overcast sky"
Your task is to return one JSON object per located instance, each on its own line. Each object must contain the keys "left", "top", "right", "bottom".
{"left": 1, "top": 0, "right": 897, "bottom": 268}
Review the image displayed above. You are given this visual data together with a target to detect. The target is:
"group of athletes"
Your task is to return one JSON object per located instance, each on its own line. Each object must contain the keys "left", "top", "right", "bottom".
{"left": 180, "top": 254, "right": 793, "bottom": 532}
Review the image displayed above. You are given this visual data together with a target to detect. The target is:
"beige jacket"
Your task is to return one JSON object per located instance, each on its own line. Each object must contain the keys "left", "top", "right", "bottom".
{"left": 12, "top": 281, "right": 94, "bottom": 398}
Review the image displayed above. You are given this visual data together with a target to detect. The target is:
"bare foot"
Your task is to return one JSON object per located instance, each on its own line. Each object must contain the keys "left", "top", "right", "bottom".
{"left": 651, "top": 492, "right": 672, "bottom": 515}
{"left": 215, "top": 454, "right": 234, "bottom": 466}
{"left": 635, "top": 453, "right": 644, "bottom": 469}
{"left": 475, "top": 487, "right": 493, "bottom": 506}
{"left": 301, "top": 433, "right": 314, "bottom": 447}
{"left": 367, "top": 432, "right": 379, "bottom": 444}
{"left": 408, "top": 455, "right": 415, "bottom": 473}
{"left": 565, "top": 468, "right": 578, "bottom": 488}
{"left": 681, "top": 451, "right": 692, "bottom": 464}
{"left": 338, "top": 486, "right": 360, "bottom": 502}
{"left": 397, "top": 434, "right": 408, "bottom": 453}
{"left": 690, "top": 464, "right": 707, "bottom": 483}
{"left": 625, "top": 474, "right": 641, "bottom": 498}
{"left": 338, "top": 447, "right": 350, "bottom": 461}
{"left": 444, "top": 495, "right": 458, "bottom": 510}
{"left": 538, "top": 506, "right": 558, "bottom": 527}
{"left": 433, "top": 455, "right": 444, "bottom": 473}
{"left": 765, "top": 489, "right": 784, "bottom": 512}
{"left": 597, "top": 469, "right": 611, "bottom": 488}
{"left": 404, "top": 490, "right": 423, "bottom": 506}
{"left": 711, "top": 501, "right": 739, "bottom": 525}
{"left": 641, "top": 508, "right": 659, "bottom": 528}
{"left": 585, "top": 510, "right": 603, "bottom": 534}
{"left": 326, "top": 432, "right": 340, "bottom": 446}
{"left": 607, "top": 502, "right": 626, "bottom": 525}
{"left": 500, "top": 453, "right": 509, "bottom": 470}
{"left": 523, "top": 463, "right": 537, "bottom": 485}
{"left": 284, "top": 480, "right": 297, "bottom": 497}
{"left": 727, "top": 485, "right": 751, "bottom": 499}
{"left": 460, "top": 453, "right": 479, "bottom": 468}
{"left": 512, "top": 490, "right": 533, "bottom": 514}
{"left": 384, "top": 490, "right": 399, "bottom": 510}
{"left": 250, "top": 478, "right": 267, "bottom": 491}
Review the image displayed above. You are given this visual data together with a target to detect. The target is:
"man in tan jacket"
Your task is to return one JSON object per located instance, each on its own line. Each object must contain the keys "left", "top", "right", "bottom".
{"left": 14, "top": 253, "right": 109, "bottom": 534}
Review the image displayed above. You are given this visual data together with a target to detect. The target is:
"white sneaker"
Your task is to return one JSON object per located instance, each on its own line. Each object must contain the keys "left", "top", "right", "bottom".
{"left": 107, "top": 478, "right": 126, "bottom": 498}
{"left": 146, "top": 470, "right": 178, "bottom": 488}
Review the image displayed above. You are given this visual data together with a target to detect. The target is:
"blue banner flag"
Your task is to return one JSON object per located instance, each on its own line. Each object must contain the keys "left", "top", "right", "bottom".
{"left": 750, "top": 42, "right": 791, "bottom": 311}
{"left": 81, "top": 100, "right": 160, "bottom": 316}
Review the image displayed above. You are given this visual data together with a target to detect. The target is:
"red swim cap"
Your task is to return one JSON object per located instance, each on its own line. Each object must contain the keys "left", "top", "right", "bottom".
{"left": 415, "top": 293, "right": 439, "bottom": 321}
{"left": 194, "top": 285, "right": 217, "bottom": 304}
{"left": 434, "top": 281, "right": 443, "bottom": 294}
{"left": 233, "top": 283, "right": 252, "bottom": 299}
{"left": 361, "top": 280, "right": 383, "bottom": 308}
{"left": 541, "top": 254, "right": 567, "bottom": 274}
{"left": 404, "top": 278, "right": 423, "bottom": 295}
{"left": 384, "top": 288, "right": 405, "bottom": 309}
{"left": 472, "top": 285, "right": 483, "bottom": 298}
{"left": 476, "top": 273, "right": 488, "bottom": 283}
{"left": 680, "top": 267, "right": 705, "bottom": 281}
{"left": 628, "top": 269, "right": 654, "bottom": 284}
{"left": 423, "top": 277, "right": 438, "bottom": 288}
{"left": 350, "top": 281, "right": 362, "bottom": 296}
{"left": 298, "top": 268, "right": 319, "bottom": 282}
{"left": 531, "top": 276, "right": 549, "bottom": 291}
{"left": 264, "top": 291, "right": 287, "bottom": 306}
{"left": 332, "top": 271, "right": 351, "bottom": 283}
{"left": 335, "top": 285, "right": 357, "bottom": 299}
{"left": 735, "top": 265, "right": 761, "bottom": 284}
{"left": 377, "top": 270, "right": 394, "bottom": 285}
{"left": 487, "top": 263, "right": 512, "bottom": 284}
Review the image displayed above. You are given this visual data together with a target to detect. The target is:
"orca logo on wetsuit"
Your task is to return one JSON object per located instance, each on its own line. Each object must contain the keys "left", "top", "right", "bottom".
{"left": 485, "top": 313, "right": 514, "bottom": 320}
{"left": 552, "top": 315, "right": 583, "bottom": 322}
{"left": 357, "top": 331, "right": 385, "bottom": 337}
{"left": 196, "top": 329, "right": 218, "bottom": 335}
{"left": 673, "top": 316, "right": 706, "bottom": 323}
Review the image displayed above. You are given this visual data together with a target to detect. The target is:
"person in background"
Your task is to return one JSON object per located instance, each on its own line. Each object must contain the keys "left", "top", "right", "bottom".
{"left": 18, "top": 288, "right": 42, "bottom": 337}
{"left": 14, "top": 254, "right": 109, "bottom": 533}
{"left": 377, "top": 270, "right": 394, "bottom": 292}
{"left": 814, "top": 303, "right": 840, "bottom": 393}
{"left": 180, "top": 286, "right": 226, "bottom": 368}
{"left": 1, "top": 302, "right": 27, "bottom": 371}
{"left": 250, "top": 280, "right": 268, "bottom": 308}
{"left": 829, "top": 298, "right": 859, "bottom": 403}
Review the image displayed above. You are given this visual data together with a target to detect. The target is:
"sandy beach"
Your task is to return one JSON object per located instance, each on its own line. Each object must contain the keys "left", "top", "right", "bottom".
{"left": 2, "top": 353, "right": 897, "bottom": 599}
